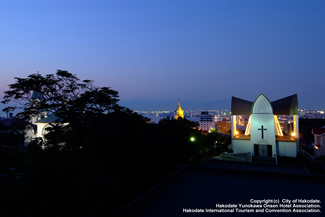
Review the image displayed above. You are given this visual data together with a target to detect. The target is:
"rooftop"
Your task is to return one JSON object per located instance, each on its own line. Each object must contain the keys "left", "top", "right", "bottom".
{"left": 125, "top": 160, "right": 324, "bottom": 217}
{"left": 312, "top": 128, "right": 325, "bottom": 135}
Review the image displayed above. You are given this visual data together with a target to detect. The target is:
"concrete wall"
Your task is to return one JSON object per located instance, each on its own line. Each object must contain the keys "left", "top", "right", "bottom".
{"left": 277, "top": 141, "right": 297, "bottom": 157}
{"left": 232, "top": 139, "right": 252, "bottom": 154}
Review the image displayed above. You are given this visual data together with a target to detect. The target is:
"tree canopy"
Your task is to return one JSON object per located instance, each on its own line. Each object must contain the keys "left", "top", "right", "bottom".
{"left": 2, "top": 70, "right": 127, "bottom": 149}
{"left": 2, "top": 70, "right": 119, "bottom": 119}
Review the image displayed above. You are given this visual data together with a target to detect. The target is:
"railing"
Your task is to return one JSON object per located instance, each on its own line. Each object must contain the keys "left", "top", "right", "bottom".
{"left": 300, "top": 147, "right": 315, "bottom": 162}
{"left": 220, "top": 154, "right": 244, "bottom": 162}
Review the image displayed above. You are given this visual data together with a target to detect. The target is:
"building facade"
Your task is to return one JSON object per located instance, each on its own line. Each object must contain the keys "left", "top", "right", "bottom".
{"left": 200, "top": 111, "right": 214, "bottom": 133}
{"left": 312, "top": 127, "right": 325, "bottom": 157}
{"left": 216, "top": 119, "right": 231, "bottom": 134}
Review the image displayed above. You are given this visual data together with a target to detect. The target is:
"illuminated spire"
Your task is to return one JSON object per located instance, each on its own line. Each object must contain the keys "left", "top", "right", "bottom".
{"left": 174, "top": 98, "right": 184, "bottom": 119}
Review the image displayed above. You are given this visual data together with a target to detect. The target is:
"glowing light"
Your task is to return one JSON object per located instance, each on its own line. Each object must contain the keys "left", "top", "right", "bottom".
{"left": 174, "top": 99, "right": 184, "bottom": 119}
{"left": 235, "top": 131, "right": 239, "bottom": 135}
{"left": 291, "top": 133, "right": 296, "bottom": 137}
{"left": 190, "top": 137, "right": 195, "bottom": 142}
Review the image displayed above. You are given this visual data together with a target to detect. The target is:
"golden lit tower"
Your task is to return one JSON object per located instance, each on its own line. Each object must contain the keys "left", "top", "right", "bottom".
{"left": 174, "top": 98, "right": 184, "bottom": 119}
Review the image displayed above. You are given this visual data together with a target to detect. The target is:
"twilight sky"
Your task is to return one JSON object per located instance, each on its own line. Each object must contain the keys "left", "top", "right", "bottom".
{"left": 1, "top": 0, "right": 324, "bottom": 111}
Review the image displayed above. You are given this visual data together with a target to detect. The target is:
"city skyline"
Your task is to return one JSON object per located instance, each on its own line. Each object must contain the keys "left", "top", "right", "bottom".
{"left": 1, "top": 0, "right": 325, "bottom": 111}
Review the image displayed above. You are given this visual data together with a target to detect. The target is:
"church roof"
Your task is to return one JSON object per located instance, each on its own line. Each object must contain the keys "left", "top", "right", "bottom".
{"left": 271, "top": 94, "right": 298, "bottom": 115}
{"left": 252, "top": 94, "right": 273, "bottom": 114}
{"left": 36, "top": 114, "right": 62, "bottom": 123}
{"left": 30, "top": 91, "right": 45, "bottom": 101}
{"left": 231, "top": 97, "right": 253, "bottom": 115}
{"left": 231, "top": 94, "right": 298, "bottom": 115}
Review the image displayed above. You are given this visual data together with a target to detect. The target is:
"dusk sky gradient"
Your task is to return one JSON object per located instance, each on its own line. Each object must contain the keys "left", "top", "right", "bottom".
{"left": 1, "top": 0, "right": 324, "bottom": 111}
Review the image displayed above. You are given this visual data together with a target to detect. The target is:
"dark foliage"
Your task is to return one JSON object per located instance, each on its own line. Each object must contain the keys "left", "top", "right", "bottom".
{"left": 0, "top": 71, "right": 229, "bottom": 216}
{"left": 0, "top": 119, "right": 27, "bottom": 150}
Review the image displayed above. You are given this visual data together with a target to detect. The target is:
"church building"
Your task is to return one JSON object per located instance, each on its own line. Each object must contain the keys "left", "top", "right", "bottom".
{"left": 27, "top": 90, "right": 62, "bottom": 146}
{"left": 231, "top": 94, "right": 299, "bottom": 161}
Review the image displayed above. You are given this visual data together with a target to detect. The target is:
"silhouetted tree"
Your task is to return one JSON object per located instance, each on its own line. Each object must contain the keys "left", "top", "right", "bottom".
{"left": 0, "top": 119, "right": 26, "bottom": 150}
{"left": 157, "top": 117, "right": 202, "bottom": 164}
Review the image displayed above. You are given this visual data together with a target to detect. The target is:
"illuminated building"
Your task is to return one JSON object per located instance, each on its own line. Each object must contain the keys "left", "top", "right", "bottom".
{"left": 28, "top": 90, "right": 64, "bottom": 146}
{"left": 217, "top": 119, "right": 231, "bottom": 134}
{"left": 174, "top": 99, "right": 184, "bottom": 119}
{"left": 24, "top": 90, "right": 47, "bottom": 145}
{"left": 231, "top": 94, "right": 299, "bottom": 162}
{"left": 200, "top": 111, "right": 214, "bottom": 133}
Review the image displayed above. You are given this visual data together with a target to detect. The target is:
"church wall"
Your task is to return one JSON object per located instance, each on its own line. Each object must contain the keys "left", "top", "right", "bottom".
{"left": 24, "top": 127, "right": 36, "bottom": 145}
{"left": 231, "top": 115, "right": 236, "bottom": 138}
{"left": 250, "top": 114, "right": 276, "bottom": 144}
{"left": 232, "top": 140, "right": 252, "bottom": 154}
{"left": 36, "top": 122, "right": 68, "bottom": 140}
{"left": 36, "top": 123, "right": 48, "bottom": 139}
{"left": 277, "top": 141, "right": 297, "bottom": 157}
{"left": 250, "top": 114, "right": 276, "bottom": 157}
